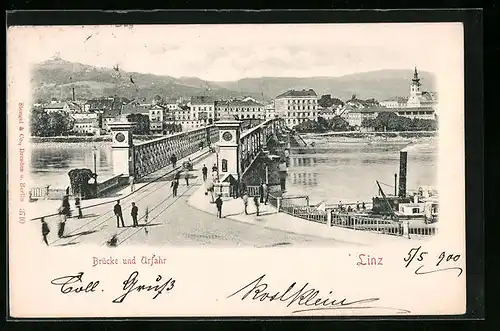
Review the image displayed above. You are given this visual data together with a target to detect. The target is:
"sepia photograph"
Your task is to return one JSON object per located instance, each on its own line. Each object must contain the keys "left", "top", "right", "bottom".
{"left": 8, "top": 21, "right": 468, "bottom": 317}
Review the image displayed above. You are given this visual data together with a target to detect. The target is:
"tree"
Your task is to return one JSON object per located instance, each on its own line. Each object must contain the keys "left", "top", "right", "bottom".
{"left": 153, "top": 95, "right": 164, "bottom": 105}
{"left": 68, "top": 168, "right": 95, "bottom": 199}
{"left": 362, "top": 112, "right": 437, "bottom": 132}
{"left": 30, "top": 108, "right": 74, "bottom": 137}
{"left": 126, "top": 114, "right": 150, "bottom": 134}
{"left": 328, "top": 116, "right": 350, "bottom": 131}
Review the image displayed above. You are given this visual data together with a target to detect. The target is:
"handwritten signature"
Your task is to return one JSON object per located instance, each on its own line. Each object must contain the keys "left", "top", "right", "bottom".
{"left": 227, "top": 274, "right": 411, "bottom": 314}
{"left": 404, "top": 246, "right": 463, "bottom": 277}
{"left": 50, "top": 271, "right": 176, "bottom": 303}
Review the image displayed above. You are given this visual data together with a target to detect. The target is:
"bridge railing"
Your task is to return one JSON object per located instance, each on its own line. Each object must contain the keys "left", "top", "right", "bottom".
{"left": 133, "top": 125, "right": 218, "bottom": 180}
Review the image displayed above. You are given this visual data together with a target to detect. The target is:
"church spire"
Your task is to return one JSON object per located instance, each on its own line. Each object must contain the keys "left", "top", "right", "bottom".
{"left": 412, "top": 67, "right": 421, "bottom": 86}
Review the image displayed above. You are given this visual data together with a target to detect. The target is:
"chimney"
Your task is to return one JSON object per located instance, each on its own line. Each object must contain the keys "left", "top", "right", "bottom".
{"left": 398, "top": 151, "right": 408, "bottom": 198}
{"left": 72, "top": 87, "right": 75, "bottom": 101}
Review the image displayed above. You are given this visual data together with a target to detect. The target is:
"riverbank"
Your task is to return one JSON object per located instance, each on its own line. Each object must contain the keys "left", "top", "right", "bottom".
{"left": 30, "top": 134, "right": 165, "bottom": 144}
{"left": 307, "top": 131, "right": 437, "bottom": 138}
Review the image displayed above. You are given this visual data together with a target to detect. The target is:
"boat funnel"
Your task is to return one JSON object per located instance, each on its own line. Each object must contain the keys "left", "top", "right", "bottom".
{"left": 398, "top": 151, "right": 407, "bottom": 198}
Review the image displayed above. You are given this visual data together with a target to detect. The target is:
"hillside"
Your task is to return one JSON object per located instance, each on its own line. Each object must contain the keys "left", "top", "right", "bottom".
{"left": 216, "top": 70, "right": 436, "bottom": 102}
{"left": 32, "top": 58, "right": 436, "bottom": 103}
{"left": 32, "top": 57, "right": 257, "bottom": 103}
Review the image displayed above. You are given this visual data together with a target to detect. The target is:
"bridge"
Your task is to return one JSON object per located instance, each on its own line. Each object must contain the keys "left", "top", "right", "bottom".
{"left": 109, "top": 115, "right": 289, "bottom": 187}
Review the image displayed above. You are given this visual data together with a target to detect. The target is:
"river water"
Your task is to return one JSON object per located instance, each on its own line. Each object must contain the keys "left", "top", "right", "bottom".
{"left": 30, "top": 137, "right": 437, "bottom": 204}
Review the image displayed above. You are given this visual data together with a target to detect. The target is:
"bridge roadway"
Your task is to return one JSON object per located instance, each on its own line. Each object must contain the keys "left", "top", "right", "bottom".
{"left": 48, "top": 152, "right": 339, "bottom": 248}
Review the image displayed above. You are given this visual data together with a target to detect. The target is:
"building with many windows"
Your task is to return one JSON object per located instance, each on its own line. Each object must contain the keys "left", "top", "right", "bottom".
{"left": 274, "top": 89, "right": 318, "bottom": 128}
{"left": 215, "top": 99, "right": 265, "bottom": 120}
{"left": 189, "top": 96, "right": 216, "bottom": 126}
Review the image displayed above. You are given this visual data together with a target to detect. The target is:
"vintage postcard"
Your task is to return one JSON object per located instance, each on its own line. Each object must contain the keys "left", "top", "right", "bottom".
{"left": 8, "top": 22, "right": 467, "bottom": 318}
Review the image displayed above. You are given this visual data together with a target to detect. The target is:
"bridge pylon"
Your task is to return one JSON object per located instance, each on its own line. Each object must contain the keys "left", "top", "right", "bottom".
{"left": 215, "top": 116, "right": 243, "bottom": 181}
{"left": 108, "top": 121, "right": 136, "bottom": 178}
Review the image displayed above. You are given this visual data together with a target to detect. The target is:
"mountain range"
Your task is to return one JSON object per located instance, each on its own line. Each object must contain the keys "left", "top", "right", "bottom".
{"left": 32, "top": 57, "right": 436, "bottom": 104}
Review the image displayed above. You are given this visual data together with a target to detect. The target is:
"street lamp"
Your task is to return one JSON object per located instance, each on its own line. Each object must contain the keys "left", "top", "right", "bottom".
{"left": 214, "top": 144, "right": 220, "bottom": 180}
{"left": 93, "top": 145, "right": 97, "bottom": 183}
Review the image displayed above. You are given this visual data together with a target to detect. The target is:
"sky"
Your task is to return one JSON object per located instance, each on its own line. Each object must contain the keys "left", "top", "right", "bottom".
{"left": 8, "top": 23, "right": 463, "bottom": 81}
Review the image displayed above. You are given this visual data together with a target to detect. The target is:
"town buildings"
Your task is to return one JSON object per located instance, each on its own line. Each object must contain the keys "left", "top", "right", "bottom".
{"left": 215, "top": 99, "right": 265, "bottom": 120}
{"left": 274, "top": 89, "right": 319, "bottom": 128}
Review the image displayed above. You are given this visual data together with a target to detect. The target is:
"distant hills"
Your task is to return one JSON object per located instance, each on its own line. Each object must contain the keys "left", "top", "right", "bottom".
{"left": 32, "top": 57, "right": 436, "bottom": 103}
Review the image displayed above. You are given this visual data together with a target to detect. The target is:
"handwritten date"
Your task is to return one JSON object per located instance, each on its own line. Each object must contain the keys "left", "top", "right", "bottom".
{"left": 404, "top": 246, "right": 463, "bottom": 277}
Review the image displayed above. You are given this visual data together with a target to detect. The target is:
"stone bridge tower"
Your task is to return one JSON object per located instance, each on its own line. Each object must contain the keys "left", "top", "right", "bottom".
{"left": 108, "top": 121, "right": 135, "bottom": 178}
{"left": 215, "top": 113, "right": 242, "bottom": 180}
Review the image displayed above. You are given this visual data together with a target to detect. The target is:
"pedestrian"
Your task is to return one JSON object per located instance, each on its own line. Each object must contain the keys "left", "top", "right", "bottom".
{"left": 131, "top": 202, "right": 138, "bottom": 227}
{"left": 171, "top": 179, "right": 179, "bottom": 197}
{"left": 259, "top": 181, "right": 264, "bottom": 203}
{"left": 215, "top": 195, "right": 223, "bottom": 218}
{"left": 253, "top": 195, "right": 260, "bottom": 216}
{"left": 130, "top": 175, "right": 136, "bottom": 193}
{"left": 41, "top": 217, "right": 50, "bottom": 246}
{"left": 242, "top": 192, "right": 249, "bottom": 215}
{"left": 58, "top": 195, "right": 71, "bottom": 238}
{"left": 338, "top": 201, "right": 344, "bottom": 212}
{"left": 202, "top": 164, "right": 208, "bottom": 182}
{"left": 170, "top": 154, "right": 177, "bottom": 168}
{"left": 206, "top": 180, "right": 215, "bottom": 202}
{"left": 184, "top": 172, "right": 189, "bottom": 186}
{"left": 356, "top": 201, "right": 360, "bottom": 211}
{"left": 114, "top": 200, "right": 125, "bottom": 228}
{"left": 75, "top": 196, "right": 83, "bottom": 219}
{"left": 212, "top": 163, "right": 218, "bottom": 173}
{"left": 262, "top": 182, "right": 269, "bottom": 205}
{"left": 362, "top": 202, "right": 366, "bottom": 210}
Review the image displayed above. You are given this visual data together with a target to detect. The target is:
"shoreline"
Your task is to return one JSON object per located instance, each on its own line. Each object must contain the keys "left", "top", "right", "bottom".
{"left": 30, "top": 134, "right": 164, "bottom": 144}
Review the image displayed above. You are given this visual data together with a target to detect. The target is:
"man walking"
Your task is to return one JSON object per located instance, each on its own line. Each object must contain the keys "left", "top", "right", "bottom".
{"left": 215, "top": 195, "right": 223, "bottom": 218}
{"left": 131, "top": 202, "right": 139, "bottom": 227}
{"left": 114, "top": 200, "right": 125, "bottom": 228}
{"left": 259, "top": 181, "right": 264, "bottom": 203}
{"left": 41, "top": 217, "right": 50, "bottom": 246}
{"left": 130, "top": 175, "right": 136, "bottom": 193}
{"left": 253, "top": 195, "right": 260, "bottom": 216}
{"left": 242, "top": 192, "right": 249, "bottom": 215}
{"left": 75, "top": 196, "right": 83, "bottom": 219}
{"left": 184, "top": 172, "right": 189, "bottom": 186}
{"left": 170, "top": 154, "right": 177, "bottom": 168}
{"left": 202, "top": 164, "right": 208, "bottom": 182}
{"left": 262, "top": 182, "right": 269, "bottom": 205}
{"left": 171, "top": 179, "right": 179, "bottom": 197}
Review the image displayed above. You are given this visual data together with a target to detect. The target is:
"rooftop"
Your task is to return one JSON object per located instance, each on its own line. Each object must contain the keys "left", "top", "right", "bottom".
{"left": 191, "top": 96, "right": 215, "bottom": 105}
{"left": 276, "top": 89, "right": 317, "bottom": 99}
{"left": 350, "top": 106, "right": 436, "bottom": 114}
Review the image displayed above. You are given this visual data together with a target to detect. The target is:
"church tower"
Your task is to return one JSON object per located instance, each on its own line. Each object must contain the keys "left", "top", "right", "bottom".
{"left": 410, "top": 67, "right": 422, "bottom": 97}
{"left": 407, "top": 67, "right": 422, "bottom": 107}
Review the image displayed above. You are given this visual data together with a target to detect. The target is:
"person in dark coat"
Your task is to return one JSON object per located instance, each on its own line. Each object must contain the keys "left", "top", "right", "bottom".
{"left": 171, "top": 179, "right": 179, "bottom": 197}
{"left": 259, "top": 181, "right": 264, "bottom": 203}
{"left": 114, "top": 200, "right": 125, "bottom": 228}
{"left": 131, "top": 202, "right": 138, "bottom": 227}
{"left": 262, "top": 182, "right": 269, "bottom": 205}
{"left": 215, "top": 195, "right": 223, "bottom": 218}
{"left": 41, "top": 217, "right": 50, "bottom": 246}
{"left": 253, "top": 195, "right": 260, "bottom": 216}
{"left": 170, "top": 154, "right": 177, "bottom": 168}
{"left": 75, "top": 196, "right": 83, "bottom": 218}
{"left": 202, "top": 164, "right": 208, "bottom": 182}
{"left": 58, "top": 195, "right": 71, "bottom": 238}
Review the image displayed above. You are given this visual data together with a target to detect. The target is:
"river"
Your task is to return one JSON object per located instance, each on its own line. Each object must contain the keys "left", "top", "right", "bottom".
{"left": 29, "top": 137, "right": 437, "bottom": 204}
